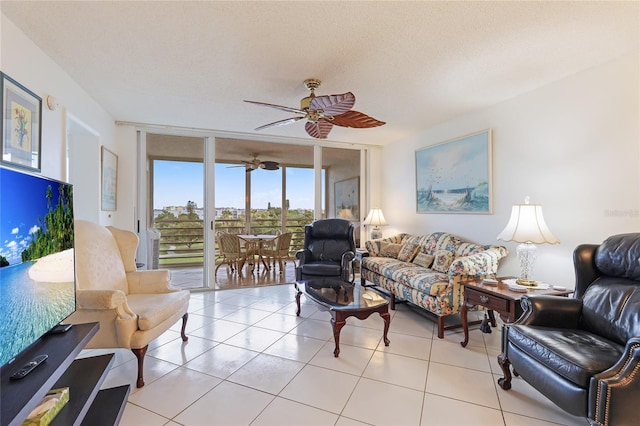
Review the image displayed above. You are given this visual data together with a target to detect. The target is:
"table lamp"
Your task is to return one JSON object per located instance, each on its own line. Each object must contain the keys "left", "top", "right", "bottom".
{"left": 497, "top": 197, "right": 559, "bottom": 286}
{"left": 363, "top": 208, "right": 387, "bottom": 240}
{"left": 337, "top": 208, "right": 355, "bottom": 221}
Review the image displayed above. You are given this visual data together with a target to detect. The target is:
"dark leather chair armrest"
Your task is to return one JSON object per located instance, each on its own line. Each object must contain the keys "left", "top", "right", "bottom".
{"left": 341, "top": 250, "right": 355, "bottom": 264}
{"left": 515, "top": 295, "right": 583, "bottom": 327}
{"left": 341, "top": 250, "right": 355, "bottom": 283}
{"left": 295, "top": 249, "right": 308, "bottom": 265}
{"left": 589, "top": 337, "right": 640, "bottom": 425}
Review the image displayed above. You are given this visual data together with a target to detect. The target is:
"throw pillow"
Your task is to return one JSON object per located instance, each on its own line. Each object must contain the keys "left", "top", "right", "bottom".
{"left": 432, "top": 250, "right": 455, "bottom": 273}
{"left": 379, "top": 242, "right": 402, "bottom": 258}
{"left": 397, "top": 242, "right": 421, "bottom": 262}
{"left": 412, "top": 252, "right": 434, "bottom": 268}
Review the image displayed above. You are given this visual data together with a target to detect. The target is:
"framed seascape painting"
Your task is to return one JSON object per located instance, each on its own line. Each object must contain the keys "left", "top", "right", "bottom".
{"left": 101, "top": 146, "right": 118, "bottom": 211}
{"left": 334, "top": 177, "right": 359, "bottom": 221}
{"left": 1, "top": 73, "right": 42, "bottom": 171}
{"left": 415, "top": 129, "right": 492, "bottom": 214}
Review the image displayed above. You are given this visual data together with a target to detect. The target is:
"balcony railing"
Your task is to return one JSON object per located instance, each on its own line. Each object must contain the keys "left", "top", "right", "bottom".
{"left": 153, "top": 218, "right": 310, "bottom": 268}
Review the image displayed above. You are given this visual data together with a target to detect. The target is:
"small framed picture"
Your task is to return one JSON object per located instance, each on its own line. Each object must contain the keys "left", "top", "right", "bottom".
{"left": 101, "top": 146, "right": 118, "bottom": 211}
{"left": 1, "top": 73, "right": 42, "bottom": 171}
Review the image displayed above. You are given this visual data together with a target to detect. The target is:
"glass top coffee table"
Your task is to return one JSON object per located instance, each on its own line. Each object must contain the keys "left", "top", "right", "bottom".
{"left": 295, "top": 278, "right": 390, "bottom": 357}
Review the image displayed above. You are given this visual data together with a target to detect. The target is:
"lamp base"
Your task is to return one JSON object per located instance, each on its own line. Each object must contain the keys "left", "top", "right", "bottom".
{"left": 370, "top": 228, "right": 383, "bottom": 240}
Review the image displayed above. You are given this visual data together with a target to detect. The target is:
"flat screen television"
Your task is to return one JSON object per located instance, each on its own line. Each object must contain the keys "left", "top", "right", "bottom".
{"left": 0, "top": 166, "right": 76, "bottom": 367}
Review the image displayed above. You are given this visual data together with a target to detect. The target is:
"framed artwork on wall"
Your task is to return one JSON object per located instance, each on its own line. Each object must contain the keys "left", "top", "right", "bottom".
{"left": 1, "top": 73, "right": 42, "bottom": 171}
{"left": 335, "top": 177, "right": 359, "bottom": 221}
{"left": 415, "top": 129, "right": 492, "bottom": 214}
{"left": 101, "top": 146, "right": 118, "bottom": 211}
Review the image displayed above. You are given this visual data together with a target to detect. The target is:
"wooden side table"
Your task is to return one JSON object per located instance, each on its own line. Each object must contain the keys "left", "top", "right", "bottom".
{"left": 460, "top": 277, "right": 572, "bottom": 347}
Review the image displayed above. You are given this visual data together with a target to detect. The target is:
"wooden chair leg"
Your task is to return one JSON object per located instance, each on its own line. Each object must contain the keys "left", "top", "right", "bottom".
{"left": 132, "top": 345, "right": 149, "bottom": 388}
{"left": 180, "top": 313, "right": 189, "bottom": 341}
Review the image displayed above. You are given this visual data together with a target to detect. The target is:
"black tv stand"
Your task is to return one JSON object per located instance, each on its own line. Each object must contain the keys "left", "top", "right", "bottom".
{"left": 1, "top": 322, "right": 129, "bottom": 426}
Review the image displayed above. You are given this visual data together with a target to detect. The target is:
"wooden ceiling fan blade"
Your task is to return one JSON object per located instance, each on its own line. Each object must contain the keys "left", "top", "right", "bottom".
{"left": 254, "top": 116, "right": 304, "bottom": 131}
{"left": 305, "top": 120, "right": 334, "bottom": 139}
{"left": 330, "top": 110, "right": 386, "bottom": 128}
{"left": 309, "top": 92, "right": 355, "bottom": 116}
{"left": 244, "top": 100, "right": 306, "bottom": 115}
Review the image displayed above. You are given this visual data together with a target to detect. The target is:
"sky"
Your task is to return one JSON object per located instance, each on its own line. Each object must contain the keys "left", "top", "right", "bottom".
{"left": 153, "top": 160, "right": 318, "bottom": 210}
{"left": 0, "top": 168, "right": 66, "bottom": 265}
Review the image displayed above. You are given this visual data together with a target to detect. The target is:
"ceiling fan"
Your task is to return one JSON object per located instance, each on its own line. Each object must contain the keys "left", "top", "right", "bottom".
{"left": 228, "top": 153, "right": 279, "bottom": 173}
{"left": 245, "top": 78, "right": 385, "bottom": 139}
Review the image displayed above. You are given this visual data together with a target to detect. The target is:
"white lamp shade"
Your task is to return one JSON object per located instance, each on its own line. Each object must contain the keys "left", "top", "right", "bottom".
{"left": 497, "top": 204, "right": 559, "bottom": 244}
{"left": 363, "top": 208, "right": 388, "bottom": 227}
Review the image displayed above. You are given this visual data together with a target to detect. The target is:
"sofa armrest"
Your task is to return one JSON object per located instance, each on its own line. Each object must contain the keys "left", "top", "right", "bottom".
{"left": 127, "top": 269, "right": 177, "bottom": 294}
{"left": 364, "top": 233, "right": 407, "bottom": 256}
{"left": 589, "top": 337, "right": 640, "bottom": 425}
{"left": 449, "top": 246, "right": 508, "bottom": 281}
{"left": 515, "top": 295, "right": 583, "bottom": 327}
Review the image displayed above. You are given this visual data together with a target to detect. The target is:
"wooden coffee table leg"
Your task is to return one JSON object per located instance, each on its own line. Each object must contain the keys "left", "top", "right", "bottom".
{"left": 380, "top": 310, "right": 391, "bottom": 346}
{"left": 460, "top": 302, "right": 469, "bottom": 347}
{"left": 331, "top": 313, "right": 346, "bottom": 357}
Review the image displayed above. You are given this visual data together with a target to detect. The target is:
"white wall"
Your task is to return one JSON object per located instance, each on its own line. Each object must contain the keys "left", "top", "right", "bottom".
{"left": 381, "top": 53, "right": 640, "bottom": 287}
{"left": 1, "top": 13, "right": 128, "bottom": 228}
{"left": 4, "top": 11, "right": 637, "bottom": 262}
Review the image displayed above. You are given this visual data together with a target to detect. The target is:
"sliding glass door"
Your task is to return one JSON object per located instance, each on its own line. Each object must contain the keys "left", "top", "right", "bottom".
{"left": 145, "top": 133, "right": 207, "bottom": 289}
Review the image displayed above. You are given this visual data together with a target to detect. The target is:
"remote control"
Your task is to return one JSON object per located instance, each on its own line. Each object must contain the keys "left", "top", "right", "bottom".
{"left": 9, "top": 354, "right": 48, "bottom": 380}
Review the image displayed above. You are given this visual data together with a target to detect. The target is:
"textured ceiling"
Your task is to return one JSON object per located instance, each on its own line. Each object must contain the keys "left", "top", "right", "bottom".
{"left": 2, "top": 1, "right": 638, "bottom": 146}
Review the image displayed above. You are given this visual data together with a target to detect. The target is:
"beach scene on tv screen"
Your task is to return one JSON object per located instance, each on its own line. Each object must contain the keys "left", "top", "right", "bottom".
{"left": 0, "top": 168, "right": 75, "bottom": 366}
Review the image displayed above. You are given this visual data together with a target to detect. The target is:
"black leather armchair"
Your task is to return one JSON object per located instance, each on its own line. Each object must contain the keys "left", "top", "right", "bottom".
{"left": 295, "top": 218, "right": 356, "bottom": 282}
{"left": 497, "top": 233, "right": 640, "bottom": 426}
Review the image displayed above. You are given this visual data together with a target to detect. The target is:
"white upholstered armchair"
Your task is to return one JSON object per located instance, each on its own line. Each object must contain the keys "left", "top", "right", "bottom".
{"left": 68, "top": 220, "right": 190, "bottom": 387}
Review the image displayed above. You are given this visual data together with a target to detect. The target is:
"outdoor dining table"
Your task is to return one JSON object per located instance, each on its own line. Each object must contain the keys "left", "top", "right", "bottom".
{"left": 238, "top": 234, "right": 277, "bottom": 273}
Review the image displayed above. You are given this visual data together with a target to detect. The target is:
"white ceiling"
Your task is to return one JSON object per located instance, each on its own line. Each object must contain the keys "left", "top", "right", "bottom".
{"left": 2, "top": 1, "right": 638, "bottom": 146}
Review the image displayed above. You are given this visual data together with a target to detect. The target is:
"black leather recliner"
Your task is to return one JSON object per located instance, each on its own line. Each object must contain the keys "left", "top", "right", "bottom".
{"left": 295, "top": 218, "right": 356, "bottom": 282}
{"left": 497, "top": 233, "right": 640, "bottom": 426}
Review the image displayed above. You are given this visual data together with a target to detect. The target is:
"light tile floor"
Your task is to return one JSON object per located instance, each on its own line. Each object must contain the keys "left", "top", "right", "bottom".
{"left": 84, "top": 284, "right": 589, "bottom": 426}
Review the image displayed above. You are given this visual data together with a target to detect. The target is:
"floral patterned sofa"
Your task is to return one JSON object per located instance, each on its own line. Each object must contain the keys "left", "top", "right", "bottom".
{"left": 361, "top": 232, "right": 508, "bottom": 338}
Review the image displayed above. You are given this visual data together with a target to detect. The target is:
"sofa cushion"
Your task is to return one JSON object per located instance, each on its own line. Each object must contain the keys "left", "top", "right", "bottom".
{"left": 361, "top": 257, "right": 449, "bottom": 296}
{"left": 379, "top": 242, "right": 402, "bottom": 258}
{"left": 398, "top": 242, "right": 421, "bottom": 262}
{"left": 412, "top": 252, "right": 434, "bottom": 268}
{"left": 300, "top": 262, "right": 342, "bottom": 277}
{"left": 432, "top": 250, "right": 454, "bottom": 273}
{"left": 508, "top": 325, "right": 623, "bottom": 387}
